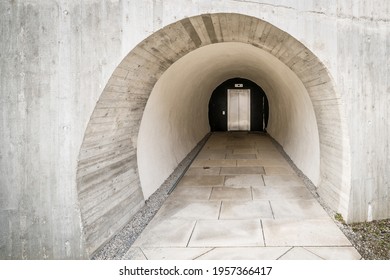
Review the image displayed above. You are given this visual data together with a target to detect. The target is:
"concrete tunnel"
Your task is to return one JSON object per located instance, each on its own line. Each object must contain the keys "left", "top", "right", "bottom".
{"left": 137, "top": 42, "right": 320, "bottom": 199}
{"left": 77, "top": 14, "right": 351, "bottom": 255}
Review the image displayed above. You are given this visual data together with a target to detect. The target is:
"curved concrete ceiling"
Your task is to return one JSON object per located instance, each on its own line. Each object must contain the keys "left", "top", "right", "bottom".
{"left": 138, "top": 42, "right": 320, "bottom": 199}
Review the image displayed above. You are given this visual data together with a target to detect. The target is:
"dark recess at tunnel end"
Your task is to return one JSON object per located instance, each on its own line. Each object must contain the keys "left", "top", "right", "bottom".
{"left": 208, "top": 77, "right": 269, "bottom": 132}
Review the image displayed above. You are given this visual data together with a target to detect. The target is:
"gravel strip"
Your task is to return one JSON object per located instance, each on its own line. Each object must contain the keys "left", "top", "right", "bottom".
{"left": 91, "top": 133, "right": 211, "bottom": 260}
{"left": 347, "top": 219, "right": 390, "bottom": 259}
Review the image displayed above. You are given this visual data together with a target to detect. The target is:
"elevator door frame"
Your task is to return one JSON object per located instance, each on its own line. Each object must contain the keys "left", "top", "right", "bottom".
{"left": 227, "top": 89, "right": 251, "bottom": 131}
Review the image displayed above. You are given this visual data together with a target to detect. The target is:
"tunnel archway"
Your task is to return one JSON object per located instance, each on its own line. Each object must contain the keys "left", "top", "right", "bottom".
{"left": 76, "top": 13, "right": 352, "bottom": 256}
{"left": 137, "top": 42, "right": 321, "bottom": 201}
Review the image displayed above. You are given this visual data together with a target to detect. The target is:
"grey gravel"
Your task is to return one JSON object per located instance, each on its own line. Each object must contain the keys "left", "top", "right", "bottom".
{"left": 346, "top": 219, "right": 390, "bottom": 260}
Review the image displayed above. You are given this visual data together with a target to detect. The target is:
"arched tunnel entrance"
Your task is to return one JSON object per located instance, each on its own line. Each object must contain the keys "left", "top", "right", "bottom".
{"left": 137, "top": 42, "right": 321, "bottom": 200}
{"left": 76, "top": 13, "right": 351, "bottom": 256}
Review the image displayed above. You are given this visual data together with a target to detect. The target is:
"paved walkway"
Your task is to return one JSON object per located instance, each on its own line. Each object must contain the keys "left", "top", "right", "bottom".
{"left": 124, "top": 132, "right": 361, "bottom": 260}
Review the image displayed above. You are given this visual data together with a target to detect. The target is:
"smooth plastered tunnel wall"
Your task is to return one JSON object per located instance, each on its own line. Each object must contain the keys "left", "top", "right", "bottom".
{"left": 137, "top": 42, "right": 321, "bottom": 199}
{"left": 76, "top": 13, "right": 351, "bottom": 255}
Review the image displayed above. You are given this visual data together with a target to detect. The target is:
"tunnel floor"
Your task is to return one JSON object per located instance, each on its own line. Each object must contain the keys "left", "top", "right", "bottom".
{"left": 124, "top": 132, "right": 361, "bottom": 260}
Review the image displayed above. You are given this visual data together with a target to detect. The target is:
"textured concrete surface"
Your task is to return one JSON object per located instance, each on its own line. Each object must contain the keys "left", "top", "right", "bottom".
{"left": 1, "top": 1, "right": 389, "bottom": 259}
{"left": 127, "top": 133, "right": 362, "bottom": 260}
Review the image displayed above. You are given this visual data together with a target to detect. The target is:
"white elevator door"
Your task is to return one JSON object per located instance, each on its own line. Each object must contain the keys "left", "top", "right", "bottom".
{"left": 227, "top": 89, "right": 251, "bottom": 131}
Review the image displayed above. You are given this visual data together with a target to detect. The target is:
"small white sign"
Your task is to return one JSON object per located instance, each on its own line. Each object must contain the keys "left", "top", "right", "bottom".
{"left": 234, "top": 84, "right": 243, "bottom": 88}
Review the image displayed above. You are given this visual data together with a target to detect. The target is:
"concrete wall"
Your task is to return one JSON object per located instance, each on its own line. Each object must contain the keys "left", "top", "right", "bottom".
{"left": 1, "top": 0, "right": 389, "bottom": 259}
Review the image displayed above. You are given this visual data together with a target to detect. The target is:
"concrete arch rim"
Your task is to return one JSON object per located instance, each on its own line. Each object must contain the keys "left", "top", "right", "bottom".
{"left": 76, "top": 13, "right": 352, "bottom": 255}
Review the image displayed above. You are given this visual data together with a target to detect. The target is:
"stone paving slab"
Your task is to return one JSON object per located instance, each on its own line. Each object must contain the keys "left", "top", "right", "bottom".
{"left": 263, "top": 175, "right": 304, "bottom": 186}
{"left": 260, "top": 159, "right": 292, "bottom": 166}
{"left": 226, "top": 154, "right": 257, "bottom": 159}
{"left": 201, "top": 148, "right": 232, "bottom": 154}
{"left": 125, "top": 246, "right": 361, "bottom": 260}
{"left": 220, "top": 201, "right": 273, "bottom": 219}
{"left": 252, "top": 186, "right": 314, "bottom": 200}
{"left": 224, "top": 174, "right": 265, "bottom": 187}
{"left": 210, "top": 187, "right": 252, "bottom": 200}
{"left": 232, "top": 148, "right": 258, "bottom": 154}
{"left": 257, "top": 150, "right": 285, "bottom": 158}
{"left": 141, "top": 247, "right": 213, "bottom": 260}
{"left": 188, "top": 219, "right": 264, "bottom": 247}
{"left": 185, "top": 167, "right": 221, "bottom": 176}
{"left": 303, "top": 246, "right": 362, "bottom": 260}
{"left": 191, "top": 159, "right": 237, "bottom": 167}
{"left": 154, "top": 200, "right": 221, "bottom": 220}
{"left": 236, "top": 159, "right": 263, "bottom": 167}
{"left": 196, "top": 247, "right": 290, "bottom": 260}
{"left": 262, "top": 219, "right": 352, "bottom": 246}
{"left": 196, "top": 152, "right": 227, "bottom": 160}
{"left": 202, "top": 144, "right": 230, "bottom": 149}
{"left": 270, "top": 199, "right": 330, "bottom": 219}
{"left": 221, "top": 166, "right": 265, "bottom": 175}
{"left": 264, "top": 166, "right": 295, "bottom": 175}
{"left": 132, "top": 219, "right": 196, "bottom": 247}
{"left": 237, "top": 159, "right": 289, "bottom": 167}
{"left": 226, "top": 145, "right": 254, "bottom": 150}
{"left": 167, "top": 187, "right": 212, "bottom": 201}
{"left": 178, "top": 175, "right": 225, "bottom": 187}
{"left": 278, "top": 247, "right": 323, "bottom": 260}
